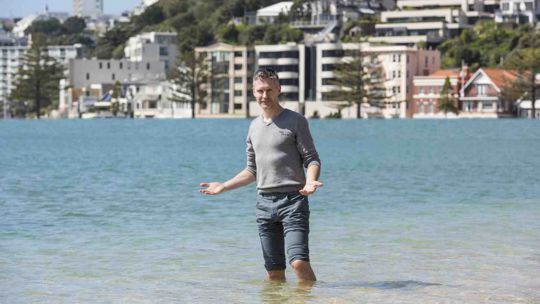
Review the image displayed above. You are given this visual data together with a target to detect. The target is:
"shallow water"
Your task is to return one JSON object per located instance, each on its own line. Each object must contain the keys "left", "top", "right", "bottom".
{"left": 1, "top": 119, "right": 539, "bottom": 303}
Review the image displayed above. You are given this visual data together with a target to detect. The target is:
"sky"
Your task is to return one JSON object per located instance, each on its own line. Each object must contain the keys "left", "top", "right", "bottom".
{"left": 0, "top": 0, "right": 141, "bottom": 18}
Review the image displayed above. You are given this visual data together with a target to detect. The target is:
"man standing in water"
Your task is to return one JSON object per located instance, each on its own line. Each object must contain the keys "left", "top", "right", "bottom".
{"left": 199, "top": 68, "right": 322, "bottom": 282}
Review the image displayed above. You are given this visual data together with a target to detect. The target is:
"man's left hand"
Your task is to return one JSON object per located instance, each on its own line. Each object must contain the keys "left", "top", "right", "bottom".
{"left": 299, "top": 181, "right": 323, "bottom": 196}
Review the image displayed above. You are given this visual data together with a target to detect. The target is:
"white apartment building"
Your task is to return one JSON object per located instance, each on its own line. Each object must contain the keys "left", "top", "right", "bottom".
{"left": 314, "top": 43, "right": 440, "bottom": 118}
{"left": 61, "top": 58, "right": 166, "bottom": 117}
{"left": 195, "top": 43, "right": 255, "bottom": 117}
{"left": 124, "top": 32, "right": 178, "bottom": 71}
{"left": 495, "top": 0, "right": 540, "bottom": 24}
{"left": 371, "top": 0, "right": 495, "bottom": 46}
{"left": 1, "top": 44, "right": 82, "bottom": 117}
{"left": 73, "top": 0, "right": 104, "bottom": 18}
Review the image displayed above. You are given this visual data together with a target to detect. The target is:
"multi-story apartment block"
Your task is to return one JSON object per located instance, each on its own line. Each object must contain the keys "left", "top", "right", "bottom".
{"left": 1, "top": 42, "right": 82, "bottom": 118}
{"left": 124, "top": 32, "right": 178, "bottom": 71}
{"left": 195, "top": 42, "right": 440, "bottom": 119}
{"left": 371, "top": 0, "right": 495, "bottom": 46}
{"left": 195, "top": 43, "right": 255, "bottom": 117}
{"left": 73, "top": 0, "right": 104, "bottom": 18}
{"left": 315, "top": 43, "right": 440, "bottom": 118}
{"left": 412, "top": 67, "right": 470, "bottom": 118}
{"left": 495, "top": 0, "right": 540, "bottom": 24}
{"left": 60, "top": 58, "right": 166, "bottom": 117}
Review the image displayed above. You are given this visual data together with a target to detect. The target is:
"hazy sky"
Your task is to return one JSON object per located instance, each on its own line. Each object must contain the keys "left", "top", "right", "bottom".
{"left": 0, "top": 0, "right": 141, "bottom": 18}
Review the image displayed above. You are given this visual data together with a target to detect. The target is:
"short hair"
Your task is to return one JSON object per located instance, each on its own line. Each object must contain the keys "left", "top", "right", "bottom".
{"left": 253, "top": 67, "right": 280, "bottom": 84}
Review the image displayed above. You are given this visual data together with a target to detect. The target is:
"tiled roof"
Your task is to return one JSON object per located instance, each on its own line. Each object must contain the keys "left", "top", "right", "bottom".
{"left": 430, "top": 69, "right": 461, "bottom": 78}
{"left": 481, "top": 68, "right": 519, "bottom": 89}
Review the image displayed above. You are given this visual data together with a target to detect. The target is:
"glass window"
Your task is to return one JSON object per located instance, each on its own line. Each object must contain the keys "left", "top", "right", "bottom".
{"left": 234, "top": 90, "right": 242, "bottom": 96}
{"left": 234, "top": 77, "right": 242, "bottom": 83}
{"left": 234, "top": 64, "right": 242, "bottom": 70}
{"left": 159, "top": 46, "right": 168, "bottom": 56}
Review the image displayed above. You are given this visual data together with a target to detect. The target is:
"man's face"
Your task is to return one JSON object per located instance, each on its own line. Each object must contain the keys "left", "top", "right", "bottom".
{"left": 253, "top": 78, "right": 281, "bottom": 111}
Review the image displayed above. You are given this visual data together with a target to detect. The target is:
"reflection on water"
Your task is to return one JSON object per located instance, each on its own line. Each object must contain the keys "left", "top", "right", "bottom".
{"left": 260, "top": 281, "right": 314, "bottom": 304}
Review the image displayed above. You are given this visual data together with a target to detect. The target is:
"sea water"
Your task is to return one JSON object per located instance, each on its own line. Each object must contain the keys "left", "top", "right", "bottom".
{"left": 1, "top": 119, "right": 539, "bottom": 303}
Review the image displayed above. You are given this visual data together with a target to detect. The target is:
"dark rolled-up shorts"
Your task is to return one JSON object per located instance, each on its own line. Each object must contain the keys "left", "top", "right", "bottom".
{"left": 256, "top": 191, "right": 310, "bottom": 271}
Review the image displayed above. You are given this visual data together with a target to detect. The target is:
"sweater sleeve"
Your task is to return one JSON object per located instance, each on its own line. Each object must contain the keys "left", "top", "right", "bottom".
{"left": 245, "top": 133, "right": 257, "bottom": 176}
{"left": 295, "top": 116, "right": 321, "bottom": 169}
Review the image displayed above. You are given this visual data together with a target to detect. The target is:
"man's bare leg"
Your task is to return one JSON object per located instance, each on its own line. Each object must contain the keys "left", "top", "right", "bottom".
{"left": 291, "top": 260, "right": 316, "bottom": 282}
{"left": 267, "top": 270, "right": 286, "bottom": 281}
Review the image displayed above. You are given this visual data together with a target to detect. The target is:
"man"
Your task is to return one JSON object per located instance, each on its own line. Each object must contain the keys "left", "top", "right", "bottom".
{"left": 199, "top": 68, "right": 322, "bottom": 283}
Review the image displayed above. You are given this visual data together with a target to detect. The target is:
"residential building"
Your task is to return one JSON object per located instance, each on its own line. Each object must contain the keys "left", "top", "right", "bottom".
{"left": 60, "top": 58, "right": 166, "bottom": 117}
{"left": 412, "top": 67, "right": 470, "bottom": 118}
{"left": 515, "top": 99, "right": 540, "bottom": 117}
{"left": 459, "top": 68, "right": 518, "bottom": 118}
{"left": 73, "top": 0, "right": 104, "bottom": 18}
{"left": 195, "top": 43, "right": 255, "bottom": 117}
{"left": 1, "top": 42, "right": 82, "bottom": 118}
{"left": 314, "top": 43, "right": 440, "bottom": 118}
{"left": 124, "top": 32, "right": 178, "bottom": 71}
{"left": 254, "top": 43, "right": 306, "bottom": 115}
{"left": 256, "top": 1, "right": 294, "bottom": 24}
{"left": 371, "top": 0, "right": 495, "bottom": 46}
{"left": 495, "top": 0, "right": 540, "bottom": 24}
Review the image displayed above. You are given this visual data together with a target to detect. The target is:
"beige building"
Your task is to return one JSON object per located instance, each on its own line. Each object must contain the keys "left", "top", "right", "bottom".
{"left": 195, "top": 43, "right": 255, "bottom": 117}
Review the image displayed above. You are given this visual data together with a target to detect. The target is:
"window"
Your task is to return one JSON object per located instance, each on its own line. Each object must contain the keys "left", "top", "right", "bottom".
{"left": 429, "top": 102, "right": 434, "bottom": 113}
{"left": 99, "top": 62, "right": 102, "bottom": 69}
{"left": 419, "top": 88, "right": 425, "bottom": 95}
{"left": 159, "top": 46, "right": 168, "bottom": 56}
{"left": 234, "top": 90, "right": 242, "bottom": 96}
{"left": 483, "top": 102, "right": 493, "bottom": 109}
{"left": 107, "top": 62, "right": 110, "bottom": 69}
{"left": 112, "top": 73, "right": 115, "bottom": 80}
{"left": 322, "top": 64, "right": 335, "bottom": 71}
{"left": 147, "top": 63, "right": 151, "bottom": 70}
{"left": 234, "top": 77, "right": 242, "bottom": 83}
{"left": 86, "top": 73, "right": 90, "bottom": 80}
{"left": 234, "top": 51, "right": 243, "bottom": 57}
{"left": 478, "top": 85, "right": 487, "bottom": 96}
{"left": 234, "top": 64, "right": 242, "bottom": 70}
{"left": 418, "top": 102, "right": 424, "bottom": 114}
{"left": 119, "top": 62, "right": 123, "bottom": 69}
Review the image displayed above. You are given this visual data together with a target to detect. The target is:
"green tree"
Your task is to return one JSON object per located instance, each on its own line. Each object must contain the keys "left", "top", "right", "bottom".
{"left": 329, "top": 49, "right": 386, "bottom": 119}
{"left": 25, "top": 18, "right": 64, "bottom": 35}
{"left": 168, "top": 52, "right": 208, "bottom": 118}
{"left": 9, "top": 34, "right": 64, "bottom": 119}
{"left": 437, "top": 76, "right": 458, "bottom": 116}
{"left": 110, "top": 80, "right": 121, "bottom": 117}
{"left": 63, "top": 16, "right": 86, "bottom": 34}
{"left": 501, "top": 29, "right": 540, "bottom": 118}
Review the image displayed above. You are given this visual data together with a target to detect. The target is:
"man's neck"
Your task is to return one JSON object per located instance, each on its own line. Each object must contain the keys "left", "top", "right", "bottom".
{"left": 262, "top": 105, "right": 284, "bottom": 121}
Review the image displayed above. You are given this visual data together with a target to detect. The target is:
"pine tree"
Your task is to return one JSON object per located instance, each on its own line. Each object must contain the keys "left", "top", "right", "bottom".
{"left": 9, "top": 33, "right": 64, "bottom": 119}
{"left": 438, "top": 76, "right": 458, "bottom": 116}
{"left": 329, "top": 48, "right": 386, "bottom": 118}
{"left": 168, "top": 51, "right": 208, "bottom": 119}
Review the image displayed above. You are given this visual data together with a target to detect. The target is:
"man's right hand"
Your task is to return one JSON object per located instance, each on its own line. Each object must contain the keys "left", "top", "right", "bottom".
{"left": 199, "top": 182, "right": 226, "bottom": 195}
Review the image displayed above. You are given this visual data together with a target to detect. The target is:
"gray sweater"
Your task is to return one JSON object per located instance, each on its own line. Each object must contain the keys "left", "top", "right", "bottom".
{"left": 245, "top": 109, "right": 321, "bottom": 193}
